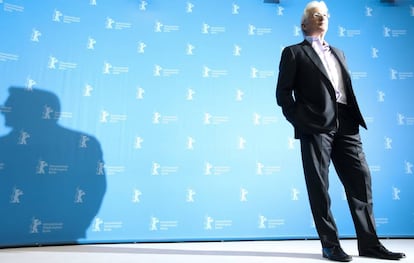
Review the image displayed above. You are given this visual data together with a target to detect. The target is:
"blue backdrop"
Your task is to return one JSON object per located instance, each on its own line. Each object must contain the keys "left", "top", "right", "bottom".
{"left": 0, "top": 0, "right": 413, "bottom": 247}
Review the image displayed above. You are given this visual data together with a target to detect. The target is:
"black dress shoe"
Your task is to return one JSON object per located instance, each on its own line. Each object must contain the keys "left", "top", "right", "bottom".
{"left": 359, "top": 245, "right": 406, "bottom": 260}
{"left": 323, "top": 246, "right": 352, "bottom": 262}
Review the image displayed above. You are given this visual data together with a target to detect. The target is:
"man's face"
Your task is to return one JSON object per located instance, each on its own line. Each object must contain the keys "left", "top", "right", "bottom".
{"left": 302, "top": 7, "right": 329, "bottom": 37}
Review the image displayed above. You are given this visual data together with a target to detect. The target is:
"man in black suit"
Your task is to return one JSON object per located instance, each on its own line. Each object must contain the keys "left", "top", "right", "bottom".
{"left": 276, "top": 1, "right": 405, "bottom": 262}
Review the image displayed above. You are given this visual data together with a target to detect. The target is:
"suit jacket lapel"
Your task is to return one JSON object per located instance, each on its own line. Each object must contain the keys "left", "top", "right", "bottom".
{"left": 300, "top": 41, "right": 332, "bottom": 83}
{"left": 330, "top": 46, "right": 351, "bottom": 81}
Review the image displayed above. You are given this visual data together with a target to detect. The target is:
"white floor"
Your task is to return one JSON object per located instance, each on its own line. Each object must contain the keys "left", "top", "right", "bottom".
{"left": 0, "top": 239, "right": 412, "bottom": 263}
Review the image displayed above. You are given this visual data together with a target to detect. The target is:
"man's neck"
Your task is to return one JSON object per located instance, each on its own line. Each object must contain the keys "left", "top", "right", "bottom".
{"left": 305, "top": 35, "right": 328, "bottom": 46}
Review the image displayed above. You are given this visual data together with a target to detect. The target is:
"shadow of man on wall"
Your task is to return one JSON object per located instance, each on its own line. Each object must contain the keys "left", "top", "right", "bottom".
{"left": 0, "top": 87, "right": 106, "bottom": 247}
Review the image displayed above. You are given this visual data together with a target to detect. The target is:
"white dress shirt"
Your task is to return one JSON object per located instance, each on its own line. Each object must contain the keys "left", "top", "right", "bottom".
{"left": 305, "top": 36, "right": 347, "bottom": 104}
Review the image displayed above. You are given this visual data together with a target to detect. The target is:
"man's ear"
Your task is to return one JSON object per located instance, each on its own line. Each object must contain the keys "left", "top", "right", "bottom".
{"left": 301, "top": 23, "right": 307, "bottom": 33}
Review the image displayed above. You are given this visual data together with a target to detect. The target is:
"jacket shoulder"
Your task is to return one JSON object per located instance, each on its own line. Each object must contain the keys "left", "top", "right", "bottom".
{"left": 283, "top": 41, "right": 306, "bottom": 50}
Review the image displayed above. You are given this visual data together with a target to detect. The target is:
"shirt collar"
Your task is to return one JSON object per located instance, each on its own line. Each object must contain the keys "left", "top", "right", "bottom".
{"left": 305, "top": 36, "right": 330, "bottom": 51}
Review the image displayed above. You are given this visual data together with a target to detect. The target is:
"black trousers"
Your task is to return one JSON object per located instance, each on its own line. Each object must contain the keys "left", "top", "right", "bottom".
{"left": 299, "top": 103, "right": 380, "bottom": 250}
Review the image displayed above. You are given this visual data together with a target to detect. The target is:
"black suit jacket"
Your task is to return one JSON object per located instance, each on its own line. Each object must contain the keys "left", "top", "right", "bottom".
{"left": 276, "top": 40, "right": 367, "bottom": 138}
